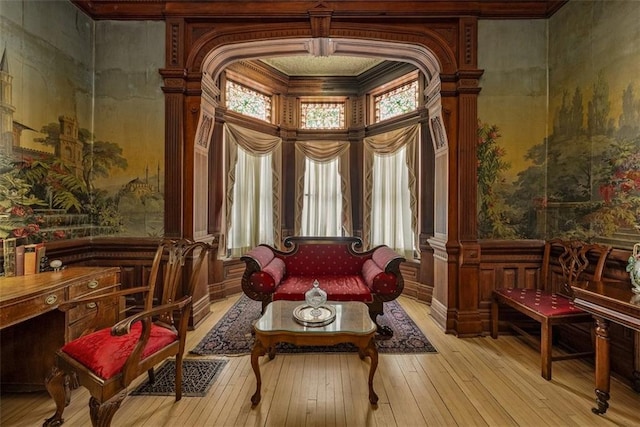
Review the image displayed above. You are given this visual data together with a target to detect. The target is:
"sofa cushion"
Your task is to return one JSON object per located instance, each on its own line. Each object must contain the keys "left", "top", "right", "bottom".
{"left": 274, "top": 275, "right": 373, "bottom": 303}
{"left": 263, "top": 257, "right": 286, "bottom": 284}
{"left": 372, "top": 245, "right": 403, "bottom": 269}
{"left": 244, "top": 245, "right": 275, "bottom": 269}
{"left": 249, "top": 271, "right": 277, "bottom": 293}
{"left": 284, "top": 244, "right": 365, "bottom": 276}
{"left": 362, "top": 259, "right": 383, "bottom": 288}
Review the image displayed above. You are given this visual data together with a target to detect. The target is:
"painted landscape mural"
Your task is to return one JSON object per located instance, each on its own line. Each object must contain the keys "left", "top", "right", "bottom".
{"left": 0, "top": 1, "right": 165, "bottom": 246}
{"left": 478, "top": 1, "right": 640, "bottom": 248}
{"left": 1, "top": 0, "right": 638, "bottom": 252}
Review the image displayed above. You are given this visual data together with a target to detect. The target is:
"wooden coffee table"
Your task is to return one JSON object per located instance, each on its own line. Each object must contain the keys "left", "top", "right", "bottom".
{"left": 250, "top": 300, "right": 379, "bottom": 406}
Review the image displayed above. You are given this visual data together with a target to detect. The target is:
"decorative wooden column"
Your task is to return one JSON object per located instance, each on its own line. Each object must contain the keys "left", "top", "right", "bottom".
{"left": 160, "top": 19, "right": 214, "bottom": 328}
{"left": 451, "top": 18, "right": 483, "bottom": 337}
{"left": 431, "top": 17, "right": 483, "bottom": 336}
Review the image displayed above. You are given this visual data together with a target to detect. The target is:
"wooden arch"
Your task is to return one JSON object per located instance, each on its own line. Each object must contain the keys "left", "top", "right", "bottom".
{"left": 161, "top": 15, "right": 483, "bottom": 336}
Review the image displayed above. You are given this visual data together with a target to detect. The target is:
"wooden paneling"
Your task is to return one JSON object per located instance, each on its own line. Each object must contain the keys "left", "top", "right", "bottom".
{"left": 71, "top": 1, "right": 568, "bottom": 20}
{"left": 480, "top": 239, "right": 638, "bottom": 389}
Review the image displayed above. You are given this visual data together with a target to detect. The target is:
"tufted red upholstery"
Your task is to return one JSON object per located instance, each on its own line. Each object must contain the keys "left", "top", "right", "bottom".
{"left": 493, "top": 288, "right": 581, "bottom": 316}
{"left": 282, "top": 244, "right": 366, "bottom": 276}
{"left": 241, "top": 237, "right": 405, "bottom": 336}
{"left": 61, "top": 321, "right": 178, "bottom": 380}
{"left": 274, "top": 275, "right": 372, "bottom": 302}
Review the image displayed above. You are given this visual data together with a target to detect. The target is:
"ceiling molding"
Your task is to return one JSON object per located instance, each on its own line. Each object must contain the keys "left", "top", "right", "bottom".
{"left": 71, "top": 1, "right": 568, "bottom": 21}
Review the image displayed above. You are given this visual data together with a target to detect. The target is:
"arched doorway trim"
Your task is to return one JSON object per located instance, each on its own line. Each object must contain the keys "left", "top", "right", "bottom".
{"left": 199, "top": 37, "right": 444, "bottom": 82}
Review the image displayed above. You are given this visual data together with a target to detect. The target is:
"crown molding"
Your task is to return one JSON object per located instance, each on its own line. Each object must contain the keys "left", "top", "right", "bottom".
{"left": 71, "top": 1, "right": 568, "bottom": 21}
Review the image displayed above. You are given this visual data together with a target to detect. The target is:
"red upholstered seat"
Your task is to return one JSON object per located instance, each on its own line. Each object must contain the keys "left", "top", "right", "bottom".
{"left": 493, "top": 288, "right": 582, "bottom": 317}
{"left": 61, "top": 321, "right": 178, "bottom": 380}
{"left": 274, "top": 275, "right": 373, "bottom": 303}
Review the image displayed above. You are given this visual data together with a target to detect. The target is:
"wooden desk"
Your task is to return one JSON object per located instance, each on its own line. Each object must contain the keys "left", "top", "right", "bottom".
{"left": 0, "top": 267, "right": 120, "bottom": 392}
{"left": 572, "top": 281, "right": 640, "bottom": 415}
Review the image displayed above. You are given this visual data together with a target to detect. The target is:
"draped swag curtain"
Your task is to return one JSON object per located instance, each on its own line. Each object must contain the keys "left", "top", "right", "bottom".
{"left": 294, "top": 141, "right": 352, "bottom": 236}
{"left": 220, "top": 123, "right": 282, "bottom": 258}
{"left": 363, "top": 124, "right": 419, "bottom": 258}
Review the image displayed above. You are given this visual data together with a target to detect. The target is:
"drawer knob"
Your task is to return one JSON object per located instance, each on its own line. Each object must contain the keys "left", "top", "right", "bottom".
{"left": 87, "top": 280, "right": 99, "bottom": 289}
{"left": 86, "top": 302, "right": 97, "bottom": 309}
{"left": 45, "top": 294, "right": 58, "bottom": 305}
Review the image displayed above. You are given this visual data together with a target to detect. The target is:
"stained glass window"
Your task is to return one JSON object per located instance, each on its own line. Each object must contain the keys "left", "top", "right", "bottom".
{"left": 226, "top": 80, "right": 271, "bottom": 122}
{"left": 374, "top": 80, "right": 419, "bottom": 122}
{"left": 300, "top": 102, "right": 345, "bottom": 129}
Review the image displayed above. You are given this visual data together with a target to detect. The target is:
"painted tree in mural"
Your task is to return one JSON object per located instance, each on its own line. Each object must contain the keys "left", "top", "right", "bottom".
{"left": 479, "top": 72, "right": 640, "bottom": 243}
{"left": 477, "top": 121, "right": 520, "bottom": 238}
{"left": 587, "top": 80, "right": 640, "bottom": 238}
{"left": 513, "top": 72, "right": 640, "bottom": 241}
{"left": 0, "top": 122, "right": 127, "bottom": 242}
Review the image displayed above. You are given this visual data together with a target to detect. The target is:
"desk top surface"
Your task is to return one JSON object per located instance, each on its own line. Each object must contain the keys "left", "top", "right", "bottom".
{"left": 0, "top": 267, "right": 120, "bottom": 305}
{"left": 572, "top": 281, "right": 640, "bottom": 331}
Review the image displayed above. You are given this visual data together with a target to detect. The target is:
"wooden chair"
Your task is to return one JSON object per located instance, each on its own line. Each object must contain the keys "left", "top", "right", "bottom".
{"left": 43, "top": 238, "right": 211, "bottom": 427}
{"left": 491, "top": 239, "right": 611, "bottom": 380}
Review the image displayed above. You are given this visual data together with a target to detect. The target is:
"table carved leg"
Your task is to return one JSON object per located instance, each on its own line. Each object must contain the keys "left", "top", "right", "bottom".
{"left": 592, "top": 316, "right": 610, "bottom": 415}
{"left": 360, "top": 337, "right": 379, "bottom": 405}
{"left": 250, "top": 338, "right": 268, "bottom": 405}
{"left": 43, "top": 366, "right": 71, "bottom": 427}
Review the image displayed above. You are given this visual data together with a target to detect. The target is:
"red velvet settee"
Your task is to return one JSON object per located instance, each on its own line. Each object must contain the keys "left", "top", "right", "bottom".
{"left": 240, "top": 236, "right": 405, "bottom": 335}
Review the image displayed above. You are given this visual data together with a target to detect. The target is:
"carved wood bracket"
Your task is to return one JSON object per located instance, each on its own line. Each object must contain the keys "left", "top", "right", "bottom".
{"left": 309, "top": 3, "right": 333, "bottom": 38}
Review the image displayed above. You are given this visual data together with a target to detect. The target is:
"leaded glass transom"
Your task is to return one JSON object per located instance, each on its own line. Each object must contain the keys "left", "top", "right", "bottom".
{"left": 374, "top": 80, "right": 419, "bottom": 122}
{"left": 226, "top": 80, "right": 272, "bottom": 122}
{"left": 300, "top": 102, "right": 345, "bottom": 129}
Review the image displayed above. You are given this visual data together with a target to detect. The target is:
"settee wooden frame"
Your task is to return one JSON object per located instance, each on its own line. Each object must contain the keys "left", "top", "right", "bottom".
{"left": 241, "top": 236, "right": 405, "bottom": 336}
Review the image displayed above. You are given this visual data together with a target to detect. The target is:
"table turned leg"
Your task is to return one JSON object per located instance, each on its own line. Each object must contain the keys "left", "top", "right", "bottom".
{"left": 251, "top": 337, "right": 267, "bottom": 405}
{"left": 361, "top": 337, "right": 379, "bottom": 405}
{"left": 592, "top": 316, "right": 611, "bottom": 415}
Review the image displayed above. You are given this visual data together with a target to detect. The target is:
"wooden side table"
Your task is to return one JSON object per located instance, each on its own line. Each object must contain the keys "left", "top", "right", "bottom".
{"left": 250, "top": 300, "right": 379, "bottom": 406}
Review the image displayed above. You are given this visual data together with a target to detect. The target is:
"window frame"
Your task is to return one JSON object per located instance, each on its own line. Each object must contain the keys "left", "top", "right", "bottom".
{"left": 297, "top": 96, "right": 348, "bottom": 130}
{"left": 368, "top": 70, "right": 420, "bottom": 125}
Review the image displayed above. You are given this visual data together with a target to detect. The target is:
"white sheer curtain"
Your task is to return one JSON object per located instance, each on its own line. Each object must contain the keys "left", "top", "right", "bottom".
{"left": 227, "top": 147, "right": 274, "bottom": 256}
{"left": 363, "top": 124, "right": 419, "bottom": 259}
{"left": 371, "top": 147, "right": 414, "bottom": 255}
{"left": 220, "top": 123, "right": 282, "bottom": 258}
{"left": 294, "top": 140, "right": 352, "bottom": 236}
{"left": 301, "top": 157, "right": 342, "bottom": 236}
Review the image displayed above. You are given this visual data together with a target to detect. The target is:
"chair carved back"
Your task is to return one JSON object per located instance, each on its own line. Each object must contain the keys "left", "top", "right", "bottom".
{"left": 149, "top": 239, "right": 209, "bottom": 327}
{"left": 542, "top": 239, "right": 611, "bottom": 297}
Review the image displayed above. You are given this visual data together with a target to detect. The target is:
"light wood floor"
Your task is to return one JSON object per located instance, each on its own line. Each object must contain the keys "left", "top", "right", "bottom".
{"left": 1, "top": 294, "right": 639, "bottom": 426}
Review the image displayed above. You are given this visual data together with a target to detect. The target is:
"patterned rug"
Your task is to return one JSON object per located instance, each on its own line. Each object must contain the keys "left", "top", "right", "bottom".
{"left": 190, "top": 294, "right": 437, "bottom": 355}
{"left": 131, "top": 359, "right": 227, "bottom": 397}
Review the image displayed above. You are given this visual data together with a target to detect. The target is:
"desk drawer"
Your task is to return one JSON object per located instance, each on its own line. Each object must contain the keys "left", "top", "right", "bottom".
{"left": 0, "top": 289, "right": 65, "bottom": 329}
{"left": 67, "top": 300, "right": 119, "bottom": 341}
{"left": 67, "top": 271, "right": 119, "bottom": 299}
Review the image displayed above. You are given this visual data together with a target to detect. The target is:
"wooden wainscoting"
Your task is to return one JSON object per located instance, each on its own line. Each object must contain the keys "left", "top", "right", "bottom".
{"left": 400, "top": 260, "right": 433, "bottom": 304}
{"left": 209, "top": 257, "right": 244, "bottom": 301}
{"left": 480, "top": 239, "right": 638, "bottom": 390}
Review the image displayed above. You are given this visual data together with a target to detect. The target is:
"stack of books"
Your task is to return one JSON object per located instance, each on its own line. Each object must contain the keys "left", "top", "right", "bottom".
{"left": 2, "top": 238, "right": 46, "bottom": 276}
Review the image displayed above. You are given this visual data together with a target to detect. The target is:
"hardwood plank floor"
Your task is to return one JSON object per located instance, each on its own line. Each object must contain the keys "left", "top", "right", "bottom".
{"left": 1, "top": 294, "right": 639, "bottom": 426}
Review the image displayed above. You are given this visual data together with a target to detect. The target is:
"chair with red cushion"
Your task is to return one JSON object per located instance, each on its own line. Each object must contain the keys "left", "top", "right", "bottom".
{"left": 43, "top": 238, "right": 211, "bottom": 427}
{"left": 491, "top": 239, "right": 611, "bottom": 380}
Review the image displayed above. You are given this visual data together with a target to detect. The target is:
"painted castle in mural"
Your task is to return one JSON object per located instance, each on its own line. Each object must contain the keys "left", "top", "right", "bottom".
{"left": 477, "top": 75, "right": 640, "bottom": 247}
{"left": 0, "top": 49, "right": 164, "bottom": 243}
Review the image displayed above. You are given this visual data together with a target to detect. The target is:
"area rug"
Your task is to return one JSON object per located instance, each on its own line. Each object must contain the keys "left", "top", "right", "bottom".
{"left": 190, "top": 294, "right": 437, "bottom": 355}
{"left": 131, "top": 359, "right": 227, "bottom": 397}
